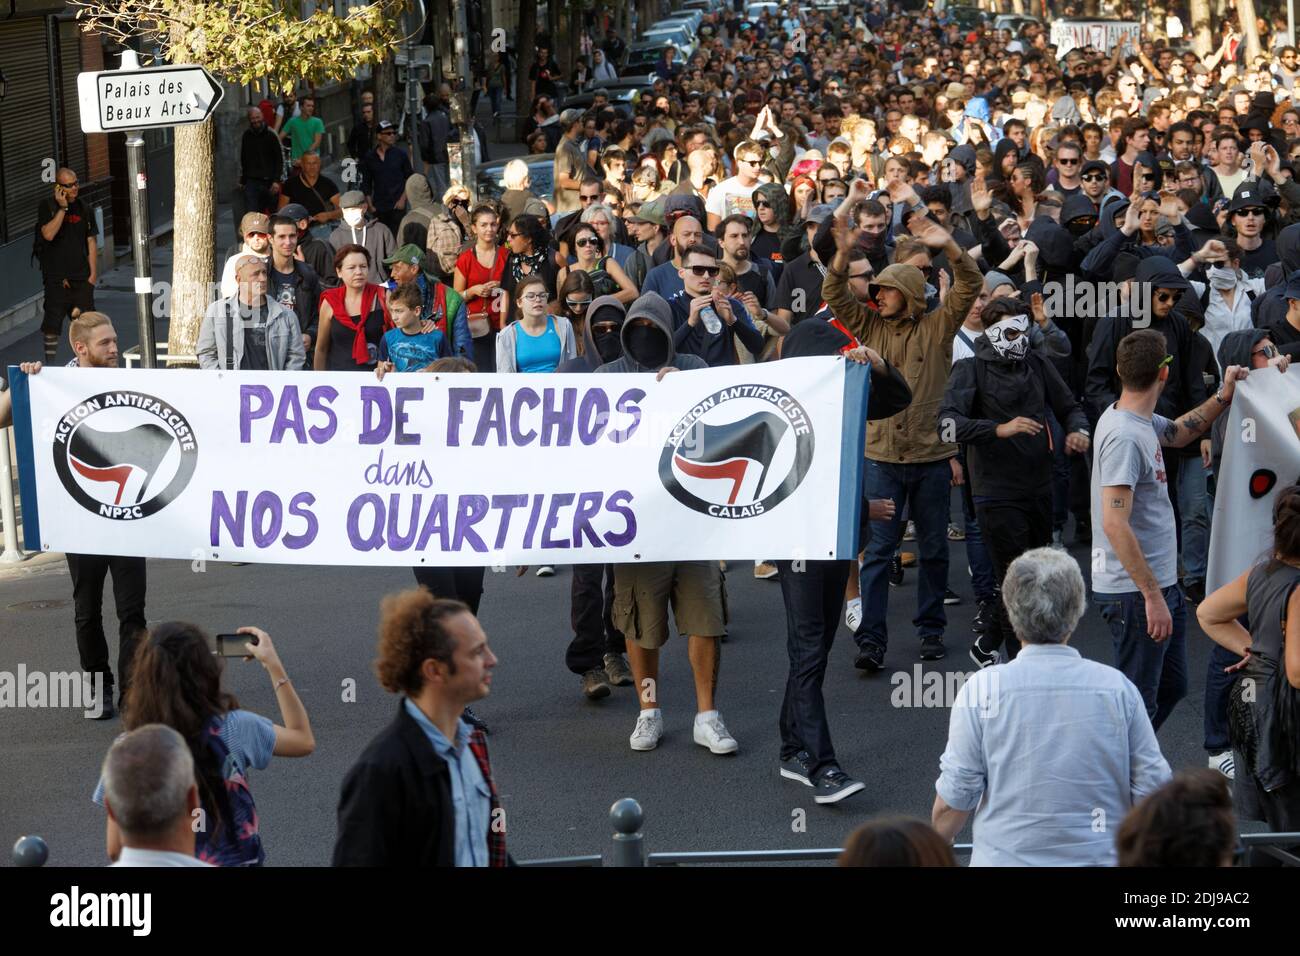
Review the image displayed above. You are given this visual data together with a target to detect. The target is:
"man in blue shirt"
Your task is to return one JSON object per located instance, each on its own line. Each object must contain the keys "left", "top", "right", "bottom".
{"left": 666, "top": 244, "right": 765, "bottom": 367}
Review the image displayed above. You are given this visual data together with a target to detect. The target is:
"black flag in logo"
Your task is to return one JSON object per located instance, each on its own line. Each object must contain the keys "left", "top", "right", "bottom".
{"left": 673, "top": 411, "right": 789, "bottom": 504}
{"left": 68, "top": 422, "right": 176, "bottom": 505}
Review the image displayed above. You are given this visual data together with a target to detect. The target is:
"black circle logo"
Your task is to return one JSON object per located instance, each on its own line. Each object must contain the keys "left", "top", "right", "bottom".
{"left": 658, "top": 385, "right": 815, "bottom": 519}
{"left": 52, "top": 390, "right": 199, "bottom": 520}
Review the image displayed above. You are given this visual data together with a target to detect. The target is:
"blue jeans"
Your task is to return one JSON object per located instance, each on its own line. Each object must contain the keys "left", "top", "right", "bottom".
{"left": 857, "top": 459, "right": 951, "bottom": 650}
{"left": 1095, "top": 584, "right": 1188, "bottom": 731}
{"left": 1178, "top": 455, "right": 1211, "bottom": 582}
{"left": 958, "top": 457, "right": 996, "bottom": 603}
{"left": 1204, "top": 642, "right": 1241, "bottom": 753}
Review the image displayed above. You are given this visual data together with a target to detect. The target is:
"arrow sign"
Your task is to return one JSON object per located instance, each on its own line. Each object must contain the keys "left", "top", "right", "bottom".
{"left": 77, "top": 64, "right": 224, "bottom": 133}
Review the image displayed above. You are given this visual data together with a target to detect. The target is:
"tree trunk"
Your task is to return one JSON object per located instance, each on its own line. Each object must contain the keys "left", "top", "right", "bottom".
{"left": 516, "top": 0, "right": 538, "bottom": 140}
{"left": 376, "top": 57, "right": 398, "bottom": 131}
{"left": 1189, "top": 0, "right": 1214, "bottom": 55}
{"left": 166, "top": 119, "right": 216, "bottom": 366}
{"left": 1238, "top": 0, "right": 1263, "bottom": 62}
{"left": 1147, "top": 0, "right": 1168, "bottom": 42}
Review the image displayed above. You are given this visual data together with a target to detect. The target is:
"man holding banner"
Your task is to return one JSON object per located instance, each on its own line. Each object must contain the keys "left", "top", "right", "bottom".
{"left": 1092, "top": 329, "right": 1247, "bottom": 732}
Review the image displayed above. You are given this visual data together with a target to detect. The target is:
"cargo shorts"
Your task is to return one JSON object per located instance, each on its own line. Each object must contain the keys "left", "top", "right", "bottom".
{"left": 613, "top": 561, "right": 726, "bottom": 650}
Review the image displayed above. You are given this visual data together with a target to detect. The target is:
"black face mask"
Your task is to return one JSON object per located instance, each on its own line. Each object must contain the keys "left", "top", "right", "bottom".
{"left": 1067, "top": 217, "right": 1097, "bottom": 236}
{"left": 594, "top": 328, "right": 623, "bottom": 363}
{"left": 626, "top": 324, "right": 668, "bottom": 367}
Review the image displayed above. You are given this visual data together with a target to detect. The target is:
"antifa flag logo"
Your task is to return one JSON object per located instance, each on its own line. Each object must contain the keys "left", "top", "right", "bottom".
{"left": 659, "top": 386, "right": 815, "bottom": 519}
{"left": 68, "top": 422, "right": 176, "bottom": 505}
{"left": 53, "top": 390, "right": 199, "bottom": 521}
{"left": 673, "top": 412, "right": 789, "bottom": 506}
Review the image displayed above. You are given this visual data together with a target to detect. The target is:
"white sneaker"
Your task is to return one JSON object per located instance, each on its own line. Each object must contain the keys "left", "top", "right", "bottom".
{"left": 1209, "top": 750, "right": 1235, "bottom": 780}
{"left": 629, "top": 711, "right": 663, "bottom": 751}
{"left": 845, "top": 597, "right": 862, "bottom": 632}
{"left": 536, "top": 565, "right": 555, "bottom": 577}
{"left": 903, "top": 520, "right": 916, "bottom": 541}
{"left": 693, "top": 713, "right": 738, "bottom": 754}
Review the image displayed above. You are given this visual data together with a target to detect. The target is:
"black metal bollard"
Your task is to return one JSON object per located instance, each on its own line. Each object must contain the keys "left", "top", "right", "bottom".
{"left": 609, "top": 798, "right": 644, "bottom": 867}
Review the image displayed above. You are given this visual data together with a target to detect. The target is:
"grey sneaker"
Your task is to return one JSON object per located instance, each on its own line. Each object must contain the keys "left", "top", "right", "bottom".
{"left": 603, "top": 652, "right": 633, "bottom": 686}
{"left": 581, "top": 667, "right": 611, "bottom": 700}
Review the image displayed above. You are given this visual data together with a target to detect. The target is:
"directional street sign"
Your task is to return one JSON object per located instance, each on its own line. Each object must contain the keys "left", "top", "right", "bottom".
{"left": 77, "top": 64, "right": 224, "bottom": 134}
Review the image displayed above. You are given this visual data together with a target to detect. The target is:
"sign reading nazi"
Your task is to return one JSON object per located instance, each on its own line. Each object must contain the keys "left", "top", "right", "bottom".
{"left": 77, "top": 64, "right": 224, "bottom": 133}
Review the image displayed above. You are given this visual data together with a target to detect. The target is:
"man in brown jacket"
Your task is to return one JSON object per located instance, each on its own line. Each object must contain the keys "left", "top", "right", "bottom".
{"left": 822, "top": 179, "right": 982, "bottom": 669}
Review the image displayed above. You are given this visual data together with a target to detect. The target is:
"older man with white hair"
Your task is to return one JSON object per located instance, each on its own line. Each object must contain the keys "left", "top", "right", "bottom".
{"left": 103, "top": 725, "right": 212, "bottom": 866}
{"left": 500, "top": 159, "right": 550, "bottom": 226}
{"left": 931, "top": 547, "right": 1171, "bottom": 866}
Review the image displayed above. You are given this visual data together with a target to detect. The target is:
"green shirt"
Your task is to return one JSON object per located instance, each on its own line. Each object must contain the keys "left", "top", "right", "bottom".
{"left": 282, "top": 115, "right": 325, "bottom": 160}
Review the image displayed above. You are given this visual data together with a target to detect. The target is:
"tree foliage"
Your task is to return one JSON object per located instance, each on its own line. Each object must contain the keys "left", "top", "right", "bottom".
{"left": 70, "top": 0, "right": 414, "bottom": 91}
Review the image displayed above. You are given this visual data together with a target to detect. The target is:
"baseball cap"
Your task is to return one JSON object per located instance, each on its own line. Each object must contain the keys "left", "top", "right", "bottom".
{"left": 560, "top": 108, "right": 585, "bottom": 126}
{"left": 279, "top": 203, "right": 310, "bottom": 222}
{"left": 1285, "top": 273, "right": 1300, "bottom": 303}
{"left": 382, "top": 243, "right": 425, "bottom": 268}
{"left": 240, "top": 212, "right": 270, "bottom": 236}
{"left": 805, "top": 203, "right": 837, "bottom": 225}
{"left": 377, "top": 120, "right": 398, "bottom": 133}
{"left": 1081, "top": 159, "right": 1110, "bottom": 178}
{"left": 944, "top": 82, "right": 968, "bottom": 100}
{"left": 627, "top": 197, "right": 666, "bottom": 226}
{"left": 1228, "top": 183, "right": 1265, "bottom": 212}
{"left": 339, "top": 190, "right": 366, "bottom": 208}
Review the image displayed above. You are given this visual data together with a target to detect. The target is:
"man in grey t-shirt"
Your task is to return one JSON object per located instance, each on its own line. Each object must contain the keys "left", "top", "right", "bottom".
{"left": 1092, "top": 329, "right": 1247, "bottom": 731}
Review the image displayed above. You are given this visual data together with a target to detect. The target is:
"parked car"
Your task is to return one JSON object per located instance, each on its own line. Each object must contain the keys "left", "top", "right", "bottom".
{"left": 641, "top": 24, "right": 697, "bottom": 56}
{"left": 993, "top": 13, "right": 1041, "bottom": 34}
{"left": 745, "top": 2, "right": 780, "bottom": 19}
{"left": 653, "top": 11, "right": 702, "bottom": 34}
{"left": 562, "top": 89, "right": 638, "bottom": 119}
{"left": 477, "top": 153, "right": 555, "bottom": 205}
{"left": 625, "top": 39, "right": 681, "bottom": 74}
{"left": 946, "top": 5, "right": 988, "bottom": 30}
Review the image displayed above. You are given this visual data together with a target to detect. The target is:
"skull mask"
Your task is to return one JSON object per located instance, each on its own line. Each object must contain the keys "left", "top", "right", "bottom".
{"left": 985, "top": 314, "right": 1031, "bottom": 361}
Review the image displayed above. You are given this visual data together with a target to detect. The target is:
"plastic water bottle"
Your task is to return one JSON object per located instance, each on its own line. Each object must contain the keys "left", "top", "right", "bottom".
{"left": 700, "top": 304, "right": 722, "bottom": 334}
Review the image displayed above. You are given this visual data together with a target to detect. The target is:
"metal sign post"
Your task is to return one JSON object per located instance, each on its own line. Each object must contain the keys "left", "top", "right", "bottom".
{"left": 78, "top": 53, "right": 224, "bottom": 368}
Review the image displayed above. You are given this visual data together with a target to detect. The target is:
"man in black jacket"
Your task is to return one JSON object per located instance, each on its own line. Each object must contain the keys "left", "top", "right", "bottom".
{"left": 333, "top": 591, "right": 508, "bottom": 867}
{"left": 942, "top": 296, "right": 1091, "bottom": 668}
{"left": 240, "top": 107, "right": 285, "bottom": 217}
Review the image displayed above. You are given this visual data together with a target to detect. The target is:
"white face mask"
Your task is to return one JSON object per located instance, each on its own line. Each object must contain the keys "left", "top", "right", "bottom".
{"left": 985, "top": 314, "right": 1031, "bottom": 361}
{"left": 343, "top": 208, "right": 364, "bottom": 227}
{"left": 1207, "top": 264, "right": 1237, "bottom": 289}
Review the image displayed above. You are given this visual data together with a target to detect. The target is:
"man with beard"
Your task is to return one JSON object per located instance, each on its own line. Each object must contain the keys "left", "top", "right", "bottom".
{"left": 717, "top": 214, "right": 785, "bottom": 354}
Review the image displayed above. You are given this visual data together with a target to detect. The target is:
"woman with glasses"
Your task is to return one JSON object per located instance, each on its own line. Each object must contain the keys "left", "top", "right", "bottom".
{"left": 454, "top": 204, "right": 509, "bottom": 372}
{"left": 556, "top": 223, "right": 637, "bottom": 305}
{"left": 499, "top": 213, "right": 558, "bottom": 326}
{"left": 496, "top": 275, "right": 576, "bottom": 374}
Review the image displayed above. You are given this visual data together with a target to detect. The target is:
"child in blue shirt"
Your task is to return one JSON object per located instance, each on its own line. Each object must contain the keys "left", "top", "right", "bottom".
{"left": 379, "top": 282, "right": 449, "bottom": 371}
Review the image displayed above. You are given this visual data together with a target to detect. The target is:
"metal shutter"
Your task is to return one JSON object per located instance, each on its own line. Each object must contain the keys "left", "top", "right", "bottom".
{"left": 59, "top": 19, "right": 88, "bottom": 177}
{"left": 0, "top": 18, "right": 58, "bottom": 239}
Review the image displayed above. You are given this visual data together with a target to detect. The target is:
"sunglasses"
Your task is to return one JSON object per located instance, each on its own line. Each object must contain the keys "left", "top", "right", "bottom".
{"left": 580, "top": 194, "right": 600, "bottom": 203}
{"left": 688, "top": 264, "right": 721, "bottom": 276}
{"left": 1082, "top": 173, "right": 1107, "bottom": 183}
{"left": 575, "top": 237, "right": 600, "bottom": 248}
{"left": 1058, "top": 157, "right": 1080, "bottom": 165}
{"left": 1234, "top": 207, "right": 1266, "bottom": 218}
{"left": 1253, "top": 344, "right": 1279, "bottom": 360}
{"left": 566, "top": 298, "right": 592, "bottom": 308}
{"left": 1154, "top": 291, "right": 1180, "bottom": 303}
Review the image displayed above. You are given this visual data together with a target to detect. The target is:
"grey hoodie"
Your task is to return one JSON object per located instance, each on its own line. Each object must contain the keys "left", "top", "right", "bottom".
{"left": 396, "top": 173, "right": 439, "bottom": 248}
{"left": 1210, "top": 329, "right": 1270, "bottom": 476}
{"left": 557, "top": 294, "right": 625, "bottom": 372}
{"left": 594, "top": 293, "right": 708, "bottom": 374}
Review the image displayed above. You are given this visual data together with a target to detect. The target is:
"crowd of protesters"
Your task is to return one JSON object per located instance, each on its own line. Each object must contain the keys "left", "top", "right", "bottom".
{"left": 9, "top": 0, "right": 1300, "bottom": 866}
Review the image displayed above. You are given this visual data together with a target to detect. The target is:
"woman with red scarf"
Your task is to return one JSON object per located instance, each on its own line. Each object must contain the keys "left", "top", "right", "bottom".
{"left": 315, "top": 244, "right": 394, "bottom": 371}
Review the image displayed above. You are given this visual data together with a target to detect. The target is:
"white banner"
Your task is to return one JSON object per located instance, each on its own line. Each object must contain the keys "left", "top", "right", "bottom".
{"left": 1050, "top": 20, "right": 1141, "bottom": 57}
{"left": 10, "top": 360, "right": 868, "bottom": 566}
{"left": 1207, "top": 370, "right": 1300, "bottom": 592}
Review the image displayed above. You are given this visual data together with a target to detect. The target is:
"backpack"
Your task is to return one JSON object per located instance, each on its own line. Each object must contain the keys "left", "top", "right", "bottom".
{"left": 428, "top": 213, "right": 466, "bottom": 275}
{"left": 196, "top": 715, "right": 265, "bottom": 866}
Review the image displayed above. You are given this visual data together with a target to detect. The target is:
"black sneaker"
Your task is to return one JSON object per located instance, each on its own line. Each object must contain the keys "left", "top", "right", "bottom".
{"left": 919, "top": 635, "right": 946, "bottom": 661}
{"left": 944, "top": 588, "right": 961, "bottom": 605}
{"left": 969, "top": 633, "right": 1000, "bottom": 669}
{"left": 581, "top": 667, "right": 612, "bottom": 700}
{"left": 854, "top": 642, "right": 885, "bottom": 671}
{"left": 1184, "top": 579, "right": 1206, "bottom": 605}
{"left": 972, "top": 599, "right": 996, "bottom": 635}
{"left": 780, "top": 750, "right": 815, "bottom": 787}
{"left": 85, "top": 688, "right": 115, "bottom": 721}
{"left": 813, "top": 768, "right": 866, "bottom": 804}
{"left": 888, "top": 554, "right": 904, "bottom": 587}
{"left": 462, "top": 707, "right": 491, "bottom": 734}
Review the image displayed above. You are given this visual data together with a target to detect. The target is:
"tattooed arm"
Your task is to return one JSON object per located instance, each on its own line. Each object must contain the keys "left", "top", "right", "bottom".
{"left": 1158, "top": 365, "right": 1248, "bottom": 448}
{"left": 1100, "top": 486, "right": 1173, "bottom": 641}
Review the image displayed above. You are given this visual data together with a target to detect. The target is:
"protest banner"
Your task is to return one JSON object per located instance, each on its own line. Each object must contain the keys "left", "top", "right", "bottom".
{"left": 8, "top": 359, "right": 869, "bottom": 566}
{"left": 1207, "top": 369, "right": 1300, "bottom": 592}
{"left": 1049, "top": 19, "right": 1141, "bottom": 57}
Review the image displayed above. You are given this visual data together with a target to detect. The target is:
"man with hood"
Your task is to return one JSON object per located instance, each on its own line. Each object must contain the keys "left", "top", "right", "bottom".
{"left": 944, "top": 144, "right": 978, "bottom": 225}
{"left": 1263, "top": 271, "right": 1300, "bottom": 352}
{"left": 1080, "top": 194, "right": 1194, "bottom": 281}
{"left": 823, "top": 179, "right": 983, "bottom": 669}
{"left": 1253, "top": 222, "right": 1300, "bottom": 330}
{"left": 381, "top": 244, "right": 472, "bottom": 358}
{"left": 593, "top": 294, "right": 735, "bottom": 756}
{"left": 330, "top": 191, "right": 396, "bottom": 285}
{"left": 750, "top": 181, "right": 800, "bottom": 269}
{"left": 940, "top": 295, "right": 1091, "bottom": 669}
{"left": 776, "top": 320, "right": 912, "bottom": 803}
{"left": 556, "top": 295, "right": 633, "bottom": 702}
{"left": 395, "top": 173, "right": 442, "bottom": 250}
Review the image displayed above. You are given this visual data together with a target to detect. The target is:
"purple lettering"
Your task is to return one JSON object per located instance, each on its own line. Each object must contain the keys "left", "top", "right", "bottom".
{"left": 251, "top": 491, "right": 283, "bottom": 548}
{"left": 239, "top": 386, "right": 273, "bottom": 443}
{"left": 415, "top": 494, "right": 450, "bottom": 552}
{"left": 269, "top": 387, "right": 307, "bottom": 444}
{"left": 539, "top": 387, "right": 577, "bottom": 446}
{"left": 576, "top": 390, "right": 610, "bottom": 444}
{"left": 446, "top": 387, "right": 481, "bottom": 447}
{"left": 284, "top": 493, "right": 318, "bottom": 550}
{"left": 386, "top": 493, "right": 421, "bottom": 550}
{"left": 491, "top": 494, "right": 528, "bottom": 549}
{"left": 603, "top": 490, "right": 636, "bottom": 546}
{"left": 210, "top": 490, "right": 247, "bottom": 546}
{"left": 453, "top": 495, "right": 489, "bottom": 552}
{"left": 472, "top": 389, "right": 506, "bottom": 446}
{"left": 359, "top": 386, "right": 392, "bottom": 445}
{"left": 522, "top": 493, "right": 546, "bottom": 549}
{"left": 572, "top": 491, "right": 604, "bottom": 547}
{"left": 608, "top": 389, "right": 645, "bottom": 443}
{"left": 394, "top": 387, "right": 423, "bottom": 446}
{"left": 541, "top": 492, "right": 575, "bottom": 548}
{"left": 509, "top": 388, "right": 540, "bottom": 445}
{"left": 306, "top": 386, "right": 338, "bottom": 442}
{"left": 347, "top": 493, "right": 385, "bottom": 551}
